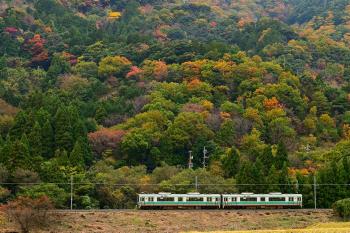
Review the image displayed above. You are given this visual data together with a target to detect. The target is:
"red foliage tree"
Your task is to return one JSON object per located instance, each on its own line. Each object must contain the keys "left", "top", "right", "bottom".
{"left": 126, "top": 66, "right": 143, "bottom": 79}
{"left": 210, "top": 21, "right": 217, "bottom": 27}
{"left": 4, "top": 27, "right": 19, "bottom": 34}
{"left": 88, "top": 128, "right": 126, "bottom": 155}
{"left": 25, "top": 34, "right": 49, "bottom": 65}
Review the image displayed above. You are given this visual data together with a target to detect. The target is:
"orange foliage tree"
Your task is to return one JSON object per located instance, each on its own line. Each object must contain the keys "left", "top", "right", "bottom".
{"left": 24, "top": 34, "right": 49, "bottom": 65}
{"left": 142, "top": 60, "right": 168, "bottom": 81}
{"left": 263, "top": 97, "right": 283, "bottom": 110}
{"left": 126, "top": 66, "right": 143, "bottom": 79}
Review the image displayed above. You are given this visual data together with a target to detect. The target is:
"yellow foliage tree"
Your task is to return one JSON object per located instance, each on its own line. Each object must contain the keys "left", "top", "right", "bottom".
{"left": 343, "top": 124, "right": 350, "bottom": 140}
{"left": 108, "top": 11, "right": 122, "bottom": 20}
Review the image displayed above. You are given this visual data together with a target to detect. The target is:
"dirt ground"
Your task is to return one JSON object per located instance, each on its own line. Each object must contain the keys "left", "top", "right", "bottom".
{"left": 0, "top": 209, "right": 338, "bottom": 233}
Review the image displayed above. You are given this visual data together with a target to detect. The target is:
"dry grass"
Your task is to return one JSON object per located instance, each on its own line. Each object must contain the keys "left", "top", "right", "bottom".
{"left": 187, "top": 230, "right": 350, "bottom": 233}
{"left": 0, "top": 209, "right": 340, "bottom": 233}
{"left": 186, "top": 222, "right": 350, "bottom": 233}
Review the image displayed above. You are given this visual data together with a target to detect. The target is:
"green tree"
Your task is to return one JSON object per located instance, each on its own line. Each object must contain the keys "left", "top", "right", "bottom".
{"left": 28, "top": 122, "right": 42, "bottom": 157}
{"left": 268, "top": 117, "right": 296, "bottom": 147}
{"left": 54, "top": 106, "right": 73, "bottom": 152}
{"left": 266, "top": 165, "right": 280, "bottom": 192}
{"left": 20, "top": 183, "right": 68, "bottom": 208}
{"left": 10, "top": 111, "right": 29, "bottom": 138}
{"left": 275, "top": 142, "right": 288, "bottom": 169}
{"left": 279, "top": 162, "right": 291, "bottom": 193}
{"left": 216, "top": 119, "right": 236, "bottom": 147}
{"left": 70, "top": 138, "right": 85, "bottom": 167}
{"left": 222, "top": 147, "right": 240, "bottom": 178}
{"left": 55, "top": 149, "right": 69, "bottom": 166}
{"left": 73, "top": 61, "right": 98, "bottom": 79}
{"left": 41, "top": 120, "right": 54, "bottom": 158}
{"left": 165, "top": 112, "right": 214, "bottom": 165}
{"left": 236, "top": 161, "right": 258, "bottom": 193}
{"left": 98, "top": 56, "right": 132, "bottom": 80}
{"left": 6, "top": 136, "right": 30, "bottom": 171}
{"left": 95, "top": 105, "right": 107, "bottom": 124}
{"left": 253, "top": 158, "right": 266, "bottom": 193}
{"left": 258, "top": 145, "right": 274, "bottom": 174}
{"left": 47, "top": 54, "right": 70, "bottom": 84}
{"left": 0, "top": 137, "right": 11, "bottom": 165}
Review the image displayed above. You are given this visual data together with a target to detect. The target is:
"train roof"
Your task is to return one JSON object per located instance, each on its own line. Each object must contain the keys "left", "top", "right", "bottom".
{"left": 222, "top": 193, "right": 302, "bottom": 197}
{"left": 138, "top": 193, "right": 220, "bottom": 197}
{"left": 138, "top": 193, "right": 302, "bottom": 197}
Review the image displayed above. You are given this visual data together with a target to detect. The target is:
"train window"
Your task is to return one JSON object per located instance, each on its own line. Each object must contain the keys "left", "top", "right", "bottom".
{"left": 140, "top": 197, "right": 145, "bottom": 202}
{"left": 188, "top": 197, "right": 203, "bottom": 201}
{"left": 224, "top": 198, "right": 228, "bottom": 202}
{"left": 178, "top": 197, "right": 183, "bottom": 202}
{"left": 269, "top": 197, "right": 285, "bottom": 202}
{"left": 149, "top": 197, "right": 154, "bottom": 202}
{"left": 289, "top": 197, "right": 294, "bottom": 202}
{"left": 207, "top": 197, "right": 212, "bottom": 202}
{"left": 297, "top": 197, "right": 301, "bottom": 201}
{"left": 158, "top": 197, "right": 174, "bottom": 202}
{"left": 215, "top": 198, "right": 219, "bottom": 202}
{"left": 241, "top": 197, "right": 257, "bottom": 202}
{"left": 232, "top": 197, "right": 237, "bottom": 202}
{"left": 260, "top": 197, "right": 265, "bottom": 202}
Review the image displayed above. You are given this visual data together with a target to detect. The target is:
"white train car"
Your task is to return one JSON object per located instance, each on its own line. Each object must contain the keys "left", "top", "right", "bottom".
{"left": 222, "top": 192, "right": 302, "bottom": 208}
{"left": 138, "top": 192, "right": 302, "bottom": 209}
{"left": 138, "top": 192, "right": 221, "bottom": 209}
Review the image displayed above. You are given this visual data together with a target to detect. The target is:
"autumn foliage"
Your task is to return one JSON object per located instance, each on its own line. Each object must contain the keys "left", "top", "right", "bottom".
{"left": 126, "top": 66, "right": 143, "bottom": 79}
{"left": 0, "top": 196, "right": 54, "bottom": 233}
{"left": 263, "top": 97, "right": 283, "bottom": 110}
{"left": 88, "top": 128, "right": 126, "bottom": 155}
{"left": 24, "top": 34, "right": 49, "bottom": 65}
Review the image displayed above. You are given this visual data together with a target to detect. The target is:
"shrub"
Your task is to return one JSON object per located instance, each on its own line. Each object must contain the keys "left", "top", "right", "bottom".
{"left": 19, "top": 183, "right": 68, "bottom": 208}
{"left": 333, "top": 198, "right": 350, "bottom": 219}
{"left": 0, "top": 196, "right": 54, "bottom": 233}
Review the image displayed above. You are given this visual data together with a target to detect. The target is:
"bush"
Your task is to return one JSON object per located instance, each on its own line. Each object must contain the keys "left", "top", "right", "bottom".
{"left": 333, "top": 198, "right": 350, "bottom": 219}
{"left": 19, "top": 183, "right": 68, "bottom": 208}
{"left": 0, "top": 196, "right": 54, "bottom": 233}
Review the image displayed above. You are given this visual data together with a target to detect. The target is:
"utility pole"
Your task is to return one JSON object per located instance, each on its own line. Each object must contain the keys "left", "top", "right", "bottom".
{"left": 202, "top": 147, "right": 209, "bottom": 168}
{"left": 195, "top": 176, "right": 198, "bottom": 192}
{"left": 70, "top": 175, "right": 73, "bottom": 210}
{"left": 305, "top": 144, "right": 310, "bottom": 153}
{"left": 313, "top": 175, "right": 317, "bottom": 210}
{"left": 188, "top": 150, "right": 193, "bottom": 169}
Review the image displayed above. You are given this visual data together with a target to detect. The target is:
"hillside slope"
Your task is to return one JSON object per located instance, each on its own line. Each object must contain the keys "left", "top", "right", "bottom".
{"left": 0, "top": 0, "right": 349, "bottom": 210}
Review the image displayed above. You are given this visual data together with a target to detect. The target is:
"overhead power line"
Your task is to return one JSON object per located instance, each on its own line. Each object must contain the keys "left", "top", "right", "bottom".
{"left": 0, "top": 182, "right": 350, "bottom": 186}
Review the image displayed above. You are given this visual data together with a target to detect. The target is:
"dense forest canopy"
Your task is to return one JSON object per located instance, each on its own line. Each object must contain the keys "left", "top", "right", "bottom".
{"left": 0, "top": 0, "right": 350, "bottom": 209}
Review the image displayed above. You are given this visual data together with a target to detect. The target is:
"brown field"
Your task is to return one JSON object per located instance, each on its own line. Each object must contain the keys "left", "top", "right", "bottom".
{"left": 0, "top": 209, "right": 343, "bottom": 233}
{"left": 187, "top": 222, "right": 350, "bottom": 233}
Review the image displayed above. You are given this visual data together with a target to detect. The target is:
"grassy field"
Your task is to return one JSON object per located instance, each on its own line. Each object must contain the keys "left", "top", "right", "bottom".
{"left": 0, "top": 209, "right": 345, "bottom": 233}
{"left": 186, "top": 222, "right": 350, "bottom": 233}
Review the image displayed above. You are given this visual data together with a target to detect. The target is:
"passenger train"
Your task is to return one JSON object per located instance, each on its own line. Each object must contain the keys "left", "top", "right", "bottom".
{"left": 138, "top": 192, "right": 302, "bottom": 209}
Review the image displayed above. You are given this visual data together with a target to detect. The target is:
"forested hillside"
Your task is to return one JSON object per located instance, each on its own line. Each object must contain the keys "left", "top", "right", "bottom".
{"left": 0, "top": 0, "right": 350, "bottom": 209}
